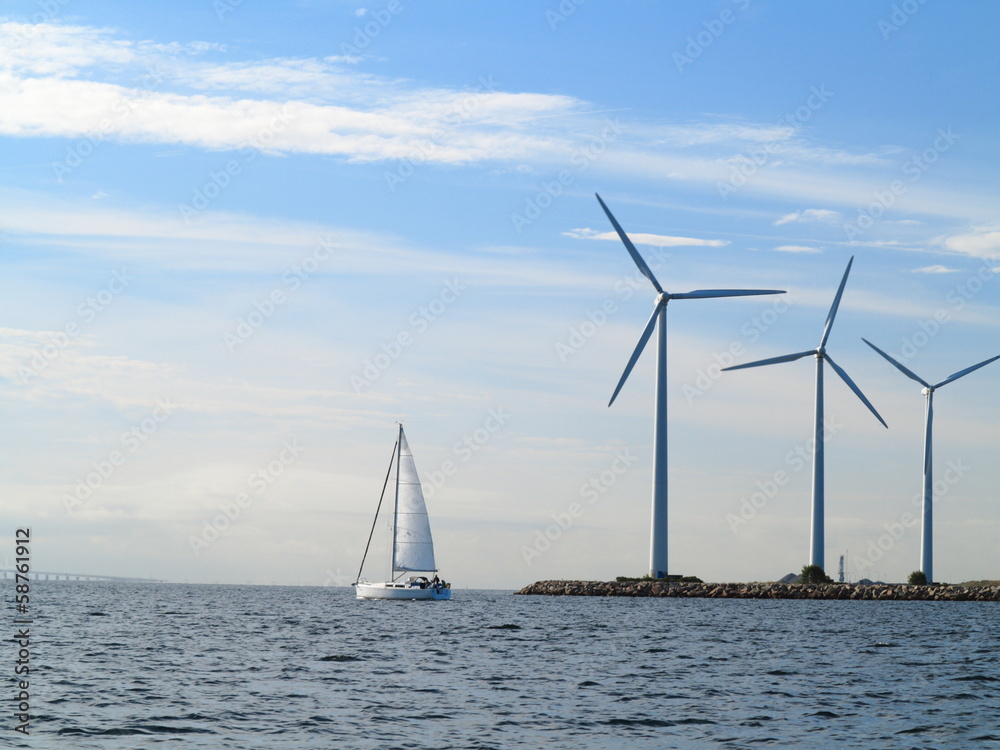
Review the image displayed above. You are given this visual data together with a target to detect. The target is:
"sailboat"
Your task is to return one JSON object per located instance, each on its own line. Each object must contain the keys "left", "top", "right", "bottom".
{"left": 354, "top": 424, "right": 452, "bottom": 600}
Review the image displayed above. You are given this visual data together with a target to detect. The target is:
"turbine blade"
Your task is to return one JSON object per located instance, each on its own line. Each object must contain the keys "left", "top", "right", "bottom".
{"left": 595, "top": 193, "right": 663, "bottom": 294}
{"left": 862, "top": 338, "right": 931, "bottom": 388}
{"left": 609, "top": 303, "right": 661, "bottom": 406}
{"left": 671, "top": 289, "right": 786, "bottom": 299}
{"left": 721, "top": 349, "right": 816, "bottom": 372}
{"left": 825, "top": 353, "right": 888, "bottom": 428}
{"left": 819, "top": 256, "right": 854, "bottom": 349}
{"left": 934, "top": 353, "right": 1000, "bottom": 388}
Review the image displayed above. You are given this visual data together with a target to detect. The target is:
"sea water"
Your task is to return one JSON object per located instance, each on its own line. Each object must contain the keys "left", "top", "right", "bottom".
{"left": 7, "top": 582, "right": 999, "bottom": 748}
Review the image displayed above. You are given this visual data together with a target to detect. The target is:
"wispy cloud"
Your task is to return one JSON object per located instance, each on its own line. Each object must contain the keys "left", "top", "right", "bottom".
{"left": 773, "top": 244, "right": 821, "bottom": 254}
{"left": 773, "top": 208, "right": 842, "bottom": 226}
{"left": 654, "top": 122, "right": 796, "bottom": 147}
{"left": 564, "top": 227, "right": 729, "bottom": 248}
{"left": 0, "top": 187, "right": 612, "bottom": 291}
{"left": 911, "top": 265, "right": 958, "bottom": 274}
{"left": 0, "top": 20, "right": 589, "bottom": 165}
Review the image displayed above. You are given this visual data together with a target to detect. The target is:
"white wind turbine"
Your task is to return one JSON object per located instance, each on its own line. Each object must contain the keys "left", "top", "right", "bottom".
{"left": 722, "top": 257, "right": 887, "bottom": 572}
{"left": 597, "top": 193, "right": 785, "bottom": 579}
{"left": 863, "top": 339, "right": 1000, "bottom": 583}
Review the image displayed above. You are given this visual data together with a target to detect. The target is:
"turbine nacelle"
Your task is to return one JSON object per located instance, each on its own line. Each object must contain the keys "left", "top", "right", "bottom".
{"left": 724, "top": 257, "right": 886, "bottom": 429}
{"left": 596, "top": 193, "right": 785, "bottom": 407}
{"left": 864, "top": 338, "right": 1000, "bottom": 393}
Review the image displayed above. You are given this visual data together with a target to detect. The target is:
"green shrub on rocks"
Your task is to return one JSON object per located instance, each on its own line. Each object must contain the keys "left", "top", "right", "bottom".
{"left": 908, "top": 570, "right": 928, "bottom": 586}
{"left": 800, "top": 564, "right": 833, "bottom": 584}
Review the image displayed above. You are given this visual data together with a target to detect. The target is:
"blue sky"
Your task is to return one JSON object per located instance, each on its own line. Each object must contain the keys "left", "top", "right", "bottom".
{"left": 1, "top": 0, "right": 998, "bottom": 587}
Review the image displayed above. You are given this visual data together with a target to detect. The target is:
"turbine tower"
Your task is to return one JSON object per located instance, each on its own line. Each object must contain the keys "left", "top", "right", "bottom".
{"left": 596, "top": 193, "right": 785, "bottom": 578}
{"left": 862, "top": 339, "right": 1000, "bottom": 583}
{"left": 722, "top": 257, "right": 887, "bottom": 572}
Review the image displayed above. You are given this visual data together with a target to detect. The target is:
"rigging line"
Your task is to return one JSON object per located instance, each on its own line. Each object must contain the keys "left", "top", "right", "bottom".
{"left": 354, "top": 439, "right": 398, "bottom": 585}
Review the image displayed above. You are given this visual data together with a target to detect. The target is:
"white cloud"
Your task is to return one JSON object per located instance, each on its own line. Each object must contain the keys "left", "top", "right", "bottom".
{"left": 563, "top": 227, "right": 729, "bottom": 248}
{"left": 0, "top": 21, "right": 590, "bottom": 166}
{"left": 944, "top": 230, "right": 1000, "bottom": 260}
{"left": 773, "top": 208, "right": 842, "bottom": 226}
{"left": 2, "top": 19, "right": 998, "bottom": 241}
{"left": 773, "top": 245, "right": 821, "bottom": 254}
{"left": 0, "top": 21, "right": 135, "bottom": 76}
{"left": 911, "top": 265, "right": 958, "bottom": 274}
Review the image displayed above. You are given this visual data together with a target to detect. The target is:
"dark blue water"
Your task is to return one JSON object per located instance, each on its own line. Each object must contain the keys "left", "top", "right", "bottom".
{"left": 7, "top": 582, "right": 999, "bottom": 748}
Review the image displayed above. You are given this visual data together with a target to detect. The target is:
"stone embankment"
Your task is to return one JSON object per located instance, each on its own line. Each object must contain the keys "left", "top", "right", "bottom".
{"left": 516, "top": 580, "right": 1000, "bottom": 601}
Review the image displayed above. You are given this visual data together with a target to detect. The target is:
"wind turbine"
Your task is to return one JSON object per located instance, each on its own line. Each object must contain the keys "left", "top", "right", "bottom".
{"left": 722, "top": 257, "right": 887, "bottom": 572}
{"left": 862, "top": 339, "right": 1000, "bottom": 583}
{"left": 597, "top": 193, "right": 785, "bottom": 579}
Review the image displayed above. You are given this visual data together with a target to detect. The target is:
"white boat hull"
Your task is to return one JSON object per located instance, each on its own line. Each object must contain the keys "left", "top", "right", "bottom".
{"left": 355, "top": 582, "right": 451, "bottom": 600}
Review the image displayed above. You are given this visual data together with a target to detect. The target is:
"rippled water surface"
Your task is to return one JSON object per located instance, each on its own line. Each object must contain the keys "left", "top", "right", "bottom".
{"left": 9, "top": 582, "right": 1000, "bottom": 748}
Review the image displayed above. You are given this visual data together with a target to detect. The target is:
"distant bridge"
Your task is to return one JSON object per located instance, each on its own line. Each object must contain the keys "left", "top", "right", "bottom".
{"left": 0, "top": 570, "right": 164, "bottom": 582}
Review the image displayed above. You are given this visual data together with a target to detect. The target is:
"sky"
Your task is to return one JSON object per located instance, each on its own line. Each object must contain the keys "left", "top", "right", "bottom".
{"left": 1, "top": 0, "right": 998, "bottom": 589}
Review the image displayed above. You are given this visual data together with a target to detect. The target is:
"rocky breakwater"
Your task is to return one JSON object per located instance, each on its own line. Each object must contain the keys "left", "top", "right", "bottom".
{"left": 516, "top": 580, "right": 1000, "bottom": 601}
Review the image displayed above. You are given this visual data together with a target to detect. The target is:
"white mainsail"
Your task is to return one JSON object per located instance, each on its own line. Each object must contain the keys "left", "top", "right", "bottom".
{"left": 392, "top": 429, "right": 437, "bottom": 572}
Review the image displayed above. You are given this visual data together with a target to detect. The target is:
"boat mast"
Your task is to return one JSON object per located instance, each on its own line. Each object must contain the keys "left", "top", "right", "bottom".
{"left": 390, "top": 423, "right": 402, "bottom": 579}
